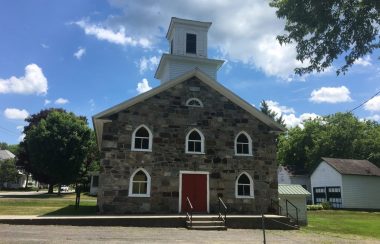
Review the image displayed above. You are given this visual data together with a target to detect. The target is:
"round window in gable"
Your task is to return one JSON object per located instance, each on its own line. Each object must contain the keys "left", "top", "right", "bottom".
{"left": 186, "top": 98, "right": 203, "bottom": 108}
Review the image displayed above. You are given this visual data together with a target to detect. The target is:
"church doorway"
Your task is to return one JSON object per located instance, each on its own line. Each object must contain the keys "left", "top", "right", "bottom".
{"left": 179, "top": 171, "right": 209, "bottom": 213}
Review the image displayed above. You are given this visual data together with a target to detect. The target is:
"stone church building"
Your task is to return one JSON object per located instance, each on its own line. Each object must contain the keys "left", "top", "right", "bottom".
{"left": 93, "top": 18, "right": 285, "bottom": 214}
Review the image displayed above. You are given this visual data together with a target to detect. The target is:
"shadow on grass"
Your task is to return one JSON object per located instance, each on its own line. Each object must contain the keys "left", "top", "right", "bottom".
{"left": 42, "top": 205, "right": 98, "bottom": 216}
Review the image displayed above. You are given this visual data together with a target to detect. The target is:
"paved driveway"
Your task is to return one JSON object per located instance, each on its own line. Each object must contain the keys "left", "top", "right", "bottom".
{"left": 0, "top": 224, "right": 378, "bottom": 243}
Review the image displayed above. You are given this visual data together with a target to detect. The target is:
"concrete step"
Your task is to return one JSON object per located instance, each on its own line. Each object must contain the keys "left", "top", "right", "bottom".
{"left": 186, "top": 220, "right": 225, "bottom": 226}
{"left": 187, "top": 225, "right": 227, "bottom": 231}
{"left": 186, "top": 216, "right": 227, "bottom": 230}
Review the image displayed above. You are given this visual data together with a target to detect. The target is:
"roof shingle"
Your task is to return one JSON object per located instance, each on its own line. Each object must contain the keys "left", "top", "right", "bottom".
{"left": 321, "top": 157, "right": 380, "bottom": 176}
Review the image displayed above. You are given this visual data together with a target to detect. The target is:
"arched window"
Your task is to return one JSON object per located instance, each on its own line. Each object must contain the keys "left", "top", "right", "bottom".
{"left": 234, "top": 131, "right": 252, "bottom": 156}
{"left": 235, "top": 172, "right": 254, "bottom": 198}
{"left": 186, "top": 98, "right": 203, "bottom": 107}
{"left": 129, "top": 168, "right": 151, "bottom": 197}
{"left": 185, "top": 128, "right": 205, "bottom": 154}
{"left": 131, "top": 125, "right": 152, "bottom": 151}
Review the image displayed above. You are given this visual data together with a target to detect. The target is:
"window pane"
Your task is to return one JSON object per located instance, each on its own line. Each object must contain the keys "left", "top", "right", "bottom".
{"left": 134, "top": 171, "right": 147, "bottom": 181}
{"left": 242, "top": 144, "right": 249, "bottom": 154}
{"left": 186, "top": 33, "right": 196, "bottom": 54}
{"left": 189, "top": 131, "right": 201, "bottom": 140}
{"left": 142, "top": 138, "right": 149, "bottom": 149}
{"left": 132, "top": 183, "right": 140, "bottom": 194}
{"left": 238, "top": 174, "right": 250, "bottom": 184}
{"left": 243, "top": 185, "right": 250, "bottom": 196}
{"left": 140, "top": 183, "right": 147, "bottom": 194}
{"left": 194, "top": 141, "right": 201, "bottom": 152}
{"left": 237, "top": 134, "right": 249, "bottom": 143}
{"left": 136, "top": 127, "right": 149, "bottom": 137}
{"left": 238, "top": 185, "right": 244, "bottom": 195}
{"left": 188, "top": 142, "right": 194, "bottom": 152}
{"left": 135, "top": 138, "right": 142, "bottom": 149}
{"left": 237, "top": 144, "right": 243, "bottom": 154}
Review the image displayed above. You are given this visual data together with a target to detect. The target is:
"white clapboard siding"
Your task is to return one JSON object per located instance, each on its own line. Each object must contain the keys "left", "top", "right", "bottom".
{"left": 168, "top": 60, "right": 217, "bottom": 81}
{"left": 279, "top": 196, "right": 308, "bottom": 225}
{"left": 311, "top": 162, "right": 342, "bottom": 203}
{"left": 341, "top": 175, "right": 380, "bottom": 209}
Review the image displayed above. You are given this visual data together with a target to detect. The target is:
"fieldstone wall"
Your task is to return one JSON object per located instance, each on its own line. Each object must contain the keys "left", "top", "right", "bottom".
{"left": 97, "top": 76, "right": 279, "bottom": 214}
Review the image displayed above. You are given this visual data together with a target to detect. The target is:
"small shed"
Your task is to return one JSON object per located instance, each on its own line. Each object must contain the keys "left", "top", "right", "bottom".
{"left": 278, "top": 184, "right": 311, "bottom": 226}
{"left": 311, "top": 157, "right": 380, "bottom": 209}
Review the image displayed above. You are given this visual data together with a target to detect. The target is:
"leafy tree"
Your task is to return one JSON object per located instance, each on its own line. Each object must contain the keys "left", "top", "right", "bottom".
{"left": 277, "top": 112, "right": 380, "bottom": 173}
{"left": 260, "top": 100, "right": 286, "bottom": 127}
{"left": 0, "top": 142, "right": 19, "bottom": 155}
{"left": 21, "top": 109, "right": 93, "bottom": 193}
{"left": 270, "top": 0, "right": 380, "bottom": 75}
{"left": 0, "top": 159, "right": 19, "bottom": 188}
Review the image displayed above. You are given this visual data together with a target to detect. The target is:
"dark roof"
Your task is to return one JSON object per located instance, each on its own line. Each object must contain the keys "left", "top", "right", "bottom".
{"left": 321, "top": 157, "right": 380, "bottom": 177}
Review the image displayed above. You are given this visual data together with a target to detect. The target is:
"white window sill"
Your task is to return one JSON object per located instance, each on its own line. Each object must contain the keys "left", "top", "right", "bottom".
{"left": 185, "top": 151, "right": 205, "bottom": 155}
{"left": 235, "top": 195, "right": 255, "bottom": 199}
{"left": 131, "top": 149, "right": 152, "bottom": 152}
{"left": 128, "top": 194, "right": 150, "bottom": 198}
{"left": 234, "top": 153, "right": 253, "bottom": 157}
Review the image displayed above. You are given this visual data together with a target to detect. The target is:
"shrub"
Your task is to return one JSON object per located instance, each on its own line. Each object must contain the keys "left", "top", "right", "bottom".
{"left": 321, "top": 202, "right": 332, "bottom": 210}
{"left": 307, "top": 204, "right": 324, "bottom": 210}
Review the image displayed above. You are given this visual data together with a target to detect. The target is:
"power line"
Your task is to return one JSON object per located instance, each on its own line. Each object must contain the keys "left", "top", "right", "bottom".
{"left": 0, "top": 125, "right": 18, "bottom": 136}
{"left": 349, "top": 90, "right": 380, "bottom": 113}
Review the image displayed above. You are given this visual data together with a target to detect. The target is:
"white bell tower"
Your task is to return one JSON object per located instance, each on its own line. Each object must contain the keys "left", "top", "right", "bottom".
{"left": 155, "top": 17, "right": 224, "bottom": 83}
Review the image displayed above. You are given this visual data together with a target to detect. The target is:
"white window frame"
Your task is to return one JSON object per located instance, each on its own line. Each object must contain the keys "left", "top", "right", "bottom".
{"left": 185, "top": 128, "right": 205, "bottom": 154}
{"left": 131, "top": 124, "right": 153, "bottom": 152}
{"left": 128, "top": 168, "right": 151, "bottom": 197}
{"left": 234, "top": 131, "right": 253, "bottom": 156}
{"left": 235, "top": 172, "right": 254, "bottom": 198}
{"left": 186, "top": 98, "right": 203, "bottom": 108}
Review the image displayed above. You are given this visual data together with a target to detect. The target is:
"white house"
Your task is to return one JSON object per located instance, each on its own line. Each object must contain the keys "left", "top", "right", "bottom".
{"left": 311, "top": 157, "right": 380, "bottom": 209}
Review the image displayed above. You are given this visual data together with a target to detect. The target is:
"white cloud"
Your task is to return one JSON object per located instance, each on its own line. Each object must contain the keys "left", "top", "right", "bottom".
{"left": 104, "top": 0, "right": 309, "bottom": 80}
{"left": 0, "top": 64, "right": 48, "bottom": 95}
{"left": 138, "top": 56, "right": 159, "bottom": 74}
{"left": 4, "top": 108, "right": 29, "bottom": 120}
{"left": 364, "top": 96, "right": 380, "bottom": 112}
{"left": 44, "top": 99, "right": 51, "bottom": 105}
{"left": 18, "top": 133, "right": 25, "bottom": 142}
{"left": 74, "top": 47, "right": 86, "bottom": 60}
{"left": 136, "top": 78, "right": 152, "bottom": 94}
{"left": 310, "top": 86, "right": 352, "bottom": 103}
{"left": 262, "top": 100, "right": 319, "bottom": 128}
{"left": 75, "top": 19, "right": 151, "bottom": 48}
{"left": 55, "top": 98, "right": 69, "bottom": 105}
{"left": 266, "top": 100, "right": 295, "bottom": 116}
{"left": 16, "top": 125, "right": 24, "bottom": 131}
{"left": 41, "top": 43, "right": 49, "bottom": 49}
{"left": 354, "top": 55, "right": 372, "bottom": 66}
{"left": 364, "top": 114, "right": 380, "bottom": 122}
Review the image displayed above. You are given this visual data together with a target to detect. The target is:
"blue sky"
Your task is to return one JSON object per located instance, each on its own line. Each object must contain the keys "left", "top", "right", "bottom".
{"left": 1, "top": 0, "right": 380, "bottom": 144}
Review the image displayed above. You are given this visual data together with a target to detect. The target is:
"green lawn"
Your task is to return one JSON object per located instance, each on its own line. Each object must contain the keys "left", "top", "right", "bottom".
{"left": 0, "top": 193, "right": 97, "bottom": 216}
{"left": 304, "top": 210, "right": 380, "bottom": 239}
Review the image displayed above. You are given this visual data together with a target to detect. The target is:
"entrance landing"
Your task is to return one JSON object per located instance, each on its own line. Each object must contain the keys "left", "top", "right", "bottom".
{"left": 0, "top": 214, "right": 297, "bottom": 230}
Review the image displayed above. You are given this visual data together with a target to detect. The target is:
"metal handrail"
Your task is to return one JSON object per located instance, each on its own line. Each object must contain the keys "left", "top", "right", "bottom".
{"left": 186, "top": 197, "right": 193, "bottom": 227}
{"left": 218, "top": 197, "right": 228, "bottom": 225}
{"left": 285, "top": 199, "right": 299, "bottom": 226}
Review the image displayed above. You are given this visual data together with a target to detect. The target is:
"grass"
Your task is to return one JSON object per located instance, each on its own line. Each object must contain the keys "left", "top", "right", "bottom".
{"left": 0, "top": 193, "right": 97, "bottom": 216}
{"left": 304, "top": 210, "right": 380, "bottom": 239}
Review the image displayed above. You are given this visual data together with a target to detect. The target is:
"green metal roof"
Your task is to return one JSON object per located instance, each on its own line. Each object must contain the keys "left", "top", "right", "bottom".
{"left": 278, "top": 184, "right": 311, "bottom": 196}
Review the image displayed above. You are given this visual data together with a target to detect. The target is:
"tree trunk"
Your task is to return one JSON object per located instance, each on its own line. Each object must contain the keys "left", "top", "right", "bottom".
{"left": 48, "top": 184, "right": 54, "bottom": 194}
{"left": 24, "top": 173, "right": 29, "bottom": 189}
{"left": 57, "top": 184, "right": 61, "bottom": 196}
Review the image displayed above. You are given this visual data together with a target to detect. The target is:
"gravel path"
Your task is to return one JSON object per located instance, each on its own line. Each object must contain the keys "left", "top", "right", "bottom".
{"left": 0, "top": 224, "right": 379, "bottom": 243}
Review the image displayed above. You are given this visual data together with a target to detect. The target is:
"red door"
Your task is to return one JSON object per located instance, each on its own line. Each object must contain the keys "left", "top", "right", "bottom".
{"left": 181, "top": 174, "right": 207, "bottom": 213}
